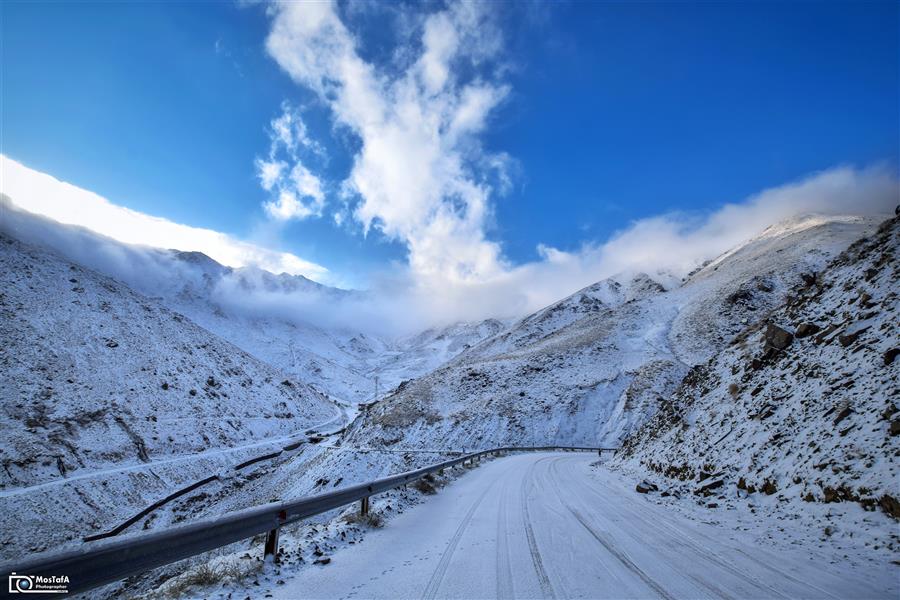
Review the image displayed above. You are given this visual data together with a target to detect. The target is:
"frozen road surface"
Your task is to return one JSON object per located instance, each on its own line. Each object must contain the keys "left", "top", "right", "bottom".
{"left": 274, "top": 453, "right": 893, "bottom": 599}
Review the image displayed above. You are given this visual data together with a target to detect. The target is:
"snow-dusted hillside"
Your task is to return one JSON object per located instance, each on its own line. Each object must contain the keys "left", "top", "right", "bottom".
{"left": 0, "top": 232, "right": 336, "bottom": 556}
{"left": 669, "top": 214, "right": 879, "bottom": 365}
{"left": 613, "top": 215, "right": 899, "bottom": 553}
{"left": 0, "top": 199, "right": 503, "bottom": 406}
{"left": 343, "top": 215, "right": 883, "bottom": 452}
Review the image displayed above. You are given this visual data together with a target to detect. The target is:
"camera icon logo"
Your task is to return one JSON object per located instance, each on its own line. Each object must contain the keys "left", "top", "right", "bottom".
{"left": 8, "top": 573, "right": 35, "bottom": 594}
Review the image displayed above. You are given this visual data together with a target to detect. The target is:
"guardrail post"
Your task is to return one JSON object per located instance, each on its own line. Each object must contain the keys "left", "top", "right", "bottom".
{"left": 264, "top": 527, "right": 280, "bottom": 563}
{"left": 360, "top": 496, "right": 370, "bottom": 516}
{"left": 264, "top": 508, "right": 286, "bottom": 563}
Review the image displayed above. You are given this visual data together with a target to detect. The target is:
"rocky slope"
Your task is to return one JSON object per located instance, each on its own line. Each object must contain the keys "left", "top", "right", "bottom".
{"left": 614, "top": 215, "right": 899, "bottom": 535}
{"left": 342, "top": 215, "right": 882, "bottom": 452}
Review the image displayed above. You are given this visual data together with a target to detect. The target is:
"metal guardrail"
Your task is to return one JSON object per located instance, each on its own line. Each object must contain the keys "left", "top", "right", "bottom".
{"left": 2, "top": 446, "right": 615, "bottom": 596}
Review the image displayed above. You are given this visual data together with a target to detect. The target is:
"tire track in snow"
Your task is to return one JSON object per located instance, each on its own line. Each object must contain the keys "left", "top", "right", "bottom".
{"left": 539, "top": 458, "right": 639, "bottom": 597}
{"left": 520, "top": 458, "right": 557, "bottom": 600}
{"left": 566, "top": 505, "right": 675, "bottom": 600}
{"left": 734, "top": 548, "right": 845, "bottom": 600}
{"left": 543, "top": 457, "right": 672, "bottom": 599}
{"left": 560, "top": 459, "right": 800, "bottom": 600}
{"left": 495, "top": 475, "right": 515, "bottom": 600}
{"left": 544, "top": 458, "right": 714, "bottom": 598}
{"left": 421, "top": 474, "right": 499, "bottom": 600}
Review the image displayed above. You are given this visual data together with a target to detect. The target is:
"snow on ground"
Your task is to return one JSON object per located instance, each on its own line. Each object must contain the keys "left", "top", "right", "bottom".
{"left": 149, "top": 453, "right": 896, "bottom": 600}
{"left": 614, "top": 215, "right": 900, "bottom": 565}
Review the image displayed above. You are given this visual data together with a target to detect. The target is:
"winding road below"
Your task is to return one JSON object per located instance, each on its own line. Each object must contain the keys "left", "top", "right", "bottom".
{"left": 273, "top": 452, "right": 893, "bottom": 599}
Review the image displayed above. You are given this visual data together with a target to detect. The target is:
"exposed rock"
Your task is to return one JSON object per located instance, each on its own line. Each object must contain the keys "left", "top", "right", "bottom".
{"left": 890, "top": 420, "right": 900, "bottom": 436}
{"left": 726, "top": 289, "right": 754, "bottom": 306}
{"left": 832, "top": 406, "right": 853, "bottom": 426}
{"left": 636, "top": 481, "right": 657, "bottom": 494}
{"left": 696, "top": 479, "right": 724, "bottom": 496}
{"left": 764, "top": 323, "right": 793, "bottom": 350}
{"left": 858, "top": 291, "right": 875, "bottom": 308}
{"left": 814, "top": 323, "right": 839, "bottom": 344}
{"left": 878, "top": 495, "right": 900, "bottom": 519}
{"left": 795, "top": 322, "right": 821, "bottom": 338}
{"left": 838, "top": 326, "right": 869, "bottom": 347}
{"left": 884, "top": 348, "right": 900, "bottom": 366}
{"left": 762, "top": 480, "right": 778, "bottom": 495}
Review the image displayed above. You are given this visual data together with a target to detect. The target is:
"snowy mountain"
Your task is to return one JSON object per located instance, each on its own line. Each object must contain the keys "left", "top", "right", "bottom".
{"left": 0, "top": 198, "right": 504, "bottom": 407}
{"left": 612, "top": 214, "right": 899, "bottom": 552}
{"left": 0, "top": 232, "right": 337, "bottom": 555}
{"left": 342, "top": 214, "right": 883, "bottom": 453}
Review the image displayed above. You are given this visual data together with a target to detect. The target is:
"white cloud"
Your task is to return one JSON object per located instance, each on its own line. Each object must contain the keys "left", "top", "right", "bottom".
{"left": 0, "top": 154, "right": 329, "bottom": 280}
{"left": 222, "top": 163, "right": 898, "bottom": 337}
{"left": 264, "top": 0, "right": 510, "bottom": 282}
{"left": 256, "top": 159, "right": 285, "bottom": 191}
{"left": 5, "top": 0, "right": 897, "bottom": 336}
{"left": 255, "top": 103, "right": 327, "bottom": 221}
{"left": 427, "top": 164, "right": 898, "bottom": 324}
{"left": 1, "top": 154, "right": 894, "bottom": 337}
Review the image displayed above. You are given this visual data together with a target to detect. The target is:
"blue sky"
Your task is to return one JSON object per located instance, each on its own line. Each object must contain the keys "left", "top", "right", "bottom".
{"left": 2, "top": 1, "right": 897, "bottom": 290}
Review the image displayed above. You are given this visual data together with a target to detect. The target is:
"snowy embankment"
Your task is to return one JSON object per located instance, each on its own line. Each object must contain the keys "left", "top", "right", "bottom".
{"left": 161, "top": 453, "right": 895, "bottom": 600}
{"left": 614, "top": 215, "right": 899, "bottom": 563}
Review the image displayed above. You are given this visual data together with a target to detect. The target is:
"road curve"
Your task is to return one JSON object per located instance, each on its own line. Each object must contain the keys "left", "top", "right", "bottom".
{"left": 273, "top": 453, "right": 894, "bottom": 599}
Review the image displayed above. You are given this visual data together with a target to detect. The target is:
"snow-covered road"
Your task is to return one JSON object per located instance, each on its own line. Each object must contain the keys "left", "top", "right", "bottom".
{"left": 272, "top": 452, "right": 893, "bottom": 599}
